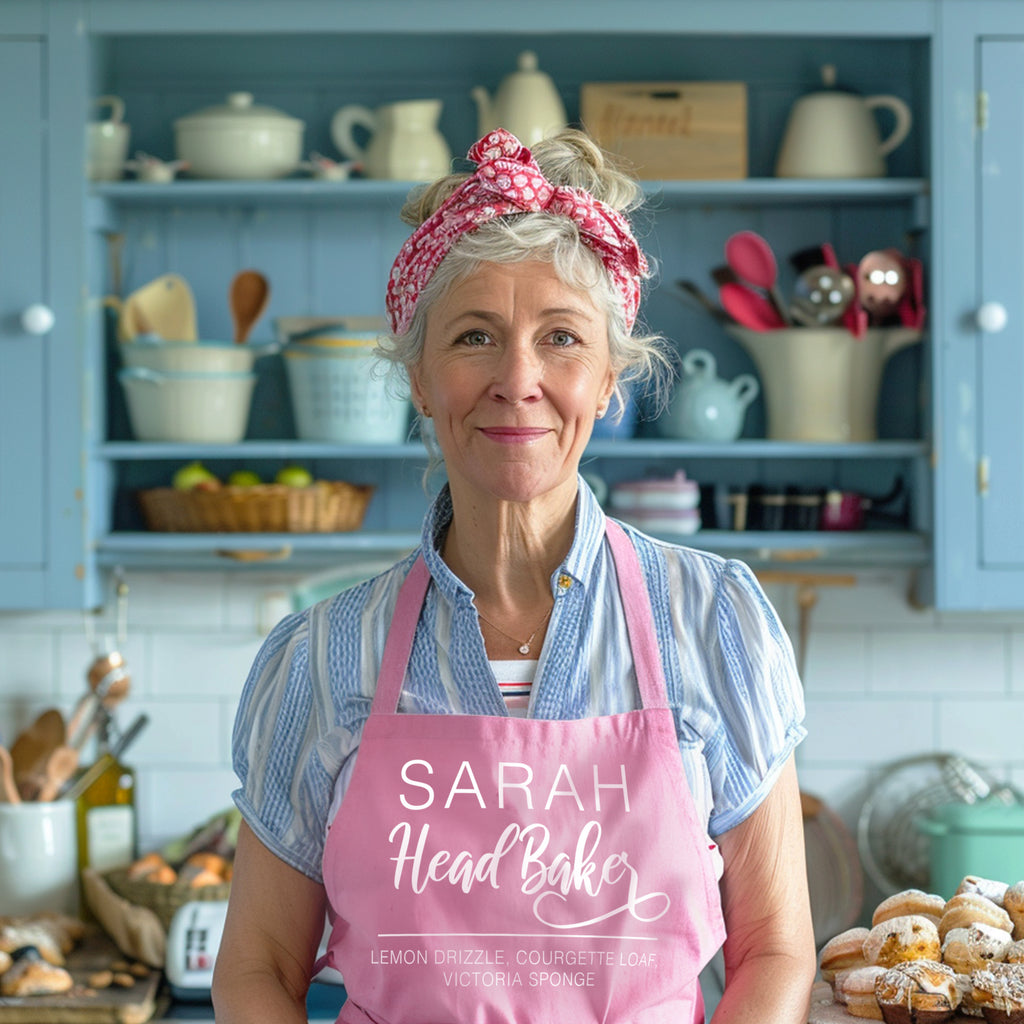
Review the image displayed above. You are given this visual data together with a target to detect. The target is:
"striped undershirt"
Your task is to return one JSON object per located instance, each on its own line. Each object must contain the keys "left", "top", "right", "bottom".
{"left": 491, "top": 659, "right": 537, "bottom": 717}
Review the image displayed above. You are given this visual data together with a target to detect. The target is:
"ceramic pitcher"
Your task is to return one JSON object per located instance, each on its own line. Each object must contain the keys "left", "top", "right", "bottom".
{"left": 330, "top": 99, "right": 451, "bottom": 180}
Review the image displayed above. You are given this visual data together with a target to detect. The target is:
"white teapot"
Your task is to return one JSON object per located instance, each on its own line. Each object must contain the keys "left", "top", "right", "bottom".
{"left": 471, "top": 51, "right": 566, "bottom": 147}
{"left": 775, "top": 65, "right": 912, "bottom": 179}
{"left": 660, "top": 349, "right": 759, "bottom": 442}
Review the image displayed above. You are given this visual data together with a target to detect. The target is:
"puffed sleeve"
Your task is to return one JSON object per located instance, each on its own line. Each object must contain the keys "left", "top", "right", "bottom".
{"left": 701, "top": 558, "right": 806, "bottom": 836}
{"left": 231, "top": 606, "right": 361, "bottom": 883}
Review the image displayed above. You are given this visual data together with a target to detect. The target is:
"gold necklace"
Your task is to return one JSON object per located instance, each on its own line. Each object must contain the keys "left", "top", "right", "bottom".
{"left": 476, "top": 603, "right": 553, "bottom": 655}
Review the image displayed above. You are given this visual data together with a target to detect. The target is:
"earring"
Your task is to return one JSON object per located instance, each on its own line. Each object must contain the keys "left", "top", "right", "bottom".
{"left": 596, "top": 407, "right": 607, "bottom": 419}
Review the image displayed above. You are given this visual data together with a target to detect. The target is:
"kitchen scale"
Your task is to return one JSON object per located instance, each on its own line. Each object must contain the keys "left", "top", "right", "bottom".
{"left": 165, "top": 900, "right": 346, "bottom": 1009}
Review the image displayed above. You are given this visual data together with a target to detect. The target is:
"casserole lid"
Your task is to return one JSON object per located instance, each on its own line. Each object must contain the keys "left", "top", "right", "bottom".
{"left": 175, "top": 92, "right": 304, "bottom": 131}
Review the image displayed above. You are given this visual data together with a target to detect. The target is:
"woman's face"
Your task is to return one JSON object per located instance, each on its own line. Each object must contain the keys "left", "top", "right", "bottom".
{"left": 410, "top": 260, "right": 617, "bottom": 505}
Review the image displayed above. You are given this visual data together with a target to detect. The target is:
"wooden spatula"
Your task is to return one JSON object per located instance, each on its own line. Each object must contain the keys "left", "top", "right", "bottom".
{"left": 118, "top": 273, "right": 198, "bottom": 342}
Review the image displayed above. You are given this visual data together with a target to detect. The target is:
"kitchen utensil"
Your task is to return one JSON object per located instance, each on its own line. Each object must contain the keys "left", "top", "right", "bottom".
{"left": 32, "top": 745, "right": 80, "bottom": 802}
{"left": 110, "top": 712, "right": 149, "bottom": 764}
{"left": 671, "top": 279, "right": 728, "bottom": 323}
{"left": 790, "top": 266, "right": 855, "bottom": 326}
{"left": 659, "top": 348, "right": 759, "bottom": 441}
{"left": 471, "top": 50, "right": 567, "bottom": 146}
{"left": 857, "top": 753, "right": 1021, "bottom": 895}
{"left": 898, "top": 255, "right": 926, "bottom": 330}
{"left": 775, "top": 64, "right": 913, "bottom": 178}
{"left": 718, "top": 281, "right": 784, "bottom": 331}
{"left": 174, "top": 92, "right": 304, "bottom": 179}
{"left": 331, "top": 99, "right": 451, "bottom": 180}
{"left": 229, "top": 269, "right": 270, "bottom": 344}
{"left": 857, "top": 249, "right": 906, "bottom": 322}
{"left": 119, "top": 367, "right": 256, "bottom": 443}
{"left": 0, "top": 744, "right": 21, "bottom": 803}
{"left": 10, "top": 708, "right": 65, "bottom": 797}
{"left": 118, "top": 273, "right": 198, "bottom": 342}
{"left": 725, "top": 230, "right": 791, "bottom": 324}
{"left": 86, "top": 95, "right": 130, "bottom": 181}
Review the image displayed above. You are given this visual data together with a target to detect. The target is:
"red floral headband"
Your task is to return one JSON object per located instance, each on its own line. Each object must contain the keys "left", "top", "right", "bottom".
{"left": 385, "top": 128, "right": 648, "bottom": 335}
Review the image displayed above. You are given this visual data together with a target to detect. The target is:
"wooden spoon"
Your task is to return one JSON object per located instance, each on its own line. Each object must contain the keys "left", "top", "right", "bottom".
{"left": 34, "top": 746, "right": 81, "bottom": 802}
{"left": 229, "top": 269, "right": 270, "bottom": 344}
{"left": 10, "top": 708, "right": 65, "bottom": 795}
{"left": 0, "top": 745, "right": 21, "bottom": 803}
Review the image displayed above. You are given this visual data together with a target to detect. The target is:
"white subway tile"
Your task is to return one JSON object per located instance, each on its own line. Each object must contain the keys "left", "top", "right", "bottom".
{"left": 136, "top": 767, "right": 239, "bottom": 852}
{"left": 1011, "top": 633, "right": 1024, "bottom": 694}
{"left": 802, "top": 698, "right": 934, "bottom": 763}
{"left": 114, "top": 698, "right": 228, "bottom": 766}
{"left": 149, "top": 633, "right": 262, "bottom": 699}
{"left": 802, "top": 630, "right": 868, "bottom": 694}
{"left": 126, "top": 573, "right": 230, "bottom": 628}
{"left": 869, "top": 630, "right": 1007, "bottom": 693}
{"left": 937, "top": 699, "right": 1024, "bottom": 762}
{"left": 0, "top": 631, "right": 56, "bottom": 698}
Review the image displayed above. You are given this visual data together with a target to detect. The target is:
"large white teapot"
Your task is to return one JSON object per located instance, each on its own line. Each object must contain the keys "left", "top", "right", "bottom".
{"left": 471, "top": 51, "right": 566, "bottom": 147}
{"left": 775, "top": 65, "right": 912, "bottom": 178}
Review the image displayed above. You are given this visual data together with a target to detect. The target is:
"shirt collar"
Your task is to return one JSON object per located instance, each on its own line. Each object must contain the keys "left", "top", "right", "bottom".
{"left": 419, "top": 476, "right": 608, "bottom": 602}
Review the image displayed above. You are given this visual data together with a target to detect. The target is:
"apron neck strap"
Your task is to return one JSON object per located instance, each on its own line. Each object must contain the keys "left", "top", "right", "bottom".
{"left": 372, "top": 519, "right": 668, "bottom": 714}
{"left": 604, "top": 519, "right": 668, "bottom": 710}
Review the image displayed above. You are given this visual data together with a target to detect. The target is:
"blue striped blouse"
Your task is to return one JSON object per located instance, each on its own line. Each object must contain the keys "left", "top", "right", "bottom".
{"left": 232, "top": 480, "right": 806, "bottom": 883}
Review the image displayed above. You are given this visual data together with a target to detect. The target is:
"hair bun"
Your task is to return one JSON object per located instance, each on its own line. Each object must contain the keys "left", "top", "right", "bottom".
{"left": 531, "top": 128, "right": 642, "bottom": 214}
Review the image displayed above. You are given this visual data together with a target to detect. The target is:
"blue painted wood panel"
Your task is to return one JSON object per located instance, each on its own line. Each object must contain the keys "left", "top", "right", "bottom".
{"left": 0, "top": 40, "right": 46, "bottom": 571}
{"left": 980, "top": 39, "right": 1024, "bottom": 568}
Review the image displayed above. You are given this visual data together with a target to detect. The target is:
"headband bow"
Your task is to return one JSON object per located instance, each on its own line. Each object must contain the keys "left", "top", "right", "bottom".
{"left": 385, "top": 129, "right": 648, "bottom": 335}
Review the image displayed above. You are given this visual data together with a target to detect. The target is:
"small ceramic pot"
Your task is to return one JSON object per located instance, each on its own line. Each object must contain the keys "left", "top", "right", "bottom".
{"left": 660, "top": 349, "right": 759, "bottom": 441}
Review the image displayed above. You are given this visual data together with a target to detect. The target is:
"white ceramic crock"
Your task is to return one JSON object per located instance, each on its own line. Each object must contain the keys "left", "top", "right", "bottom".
{"left": 119, "top": 367, "right": 256, "bottom": 442}
{"left": 174, "top": 92, "right": 304, "bottom": 179}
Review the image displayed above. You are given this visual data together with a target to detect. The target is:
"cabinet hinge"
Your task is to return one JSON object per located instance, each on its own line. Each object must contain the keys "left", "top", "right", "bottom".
{"left": 978, "top": 456, "right": 990, "bottom": 496}
{"left": 978, "top": 90, "right": 989, "bottom": 131}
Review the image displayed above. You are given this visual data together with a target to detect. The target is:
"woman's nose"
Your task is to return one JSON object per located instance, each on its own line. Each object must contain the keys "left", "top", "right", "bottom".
{"left": 489, "top": 341, "right": 544, "bottom": 403}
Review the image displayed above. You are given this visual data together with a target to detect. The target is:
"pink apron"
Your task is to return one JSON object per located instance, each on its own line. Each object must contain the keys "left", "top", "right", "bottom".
{"left": 319, "top": 520, "right": 726, "bottom": 1023}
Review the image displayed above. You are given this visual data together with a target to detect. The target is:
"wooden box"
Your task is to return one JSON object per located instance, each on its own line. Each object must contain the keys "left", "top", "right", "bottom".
{"left": 580, "top": 81, "right": 748, "bottom": 180}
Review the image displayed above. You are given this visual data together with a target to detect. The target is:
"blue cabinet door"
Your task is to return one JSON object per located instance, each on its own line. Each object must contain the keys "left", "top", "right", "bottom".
{"left": 0, "top": 39, "right": 47, "bottom": 585}
{"left": 934, "top": 1, "right": 1024, "bottom": 608}
{"left": 0, "top": 7, "right": 87, "bottom": 610}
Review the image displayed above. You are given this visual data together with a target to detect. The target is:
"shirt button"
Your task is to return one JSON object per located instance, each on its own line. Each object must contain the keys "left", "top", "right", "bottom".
{"left": 557, "top": 573, "right": 573, "bottom": 592}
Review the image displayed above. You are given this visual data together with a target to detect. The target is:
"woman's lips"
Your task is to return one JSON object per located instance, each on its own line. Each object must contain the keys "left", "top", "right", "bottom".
{"left": 479, "top": 427, "right": 549, "bottom": 445}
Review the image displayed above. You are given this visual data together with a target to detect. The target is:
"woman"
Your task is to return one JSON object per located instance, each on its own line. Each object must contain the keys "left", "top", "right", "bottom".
{"left": 213, "top": 128, "right": 815, "bottom": 1024}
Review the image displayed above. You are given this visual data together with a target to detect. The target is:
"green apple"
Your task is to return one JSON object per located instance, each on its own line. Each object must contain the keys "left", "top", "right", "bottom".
{"left": 172, "top": 461, "right": 219, "bottom": 491}
{"left": 228, "top": 470, "right": 262, "bottom": 487}
{"left": 275, "top": 465, "right": 314, "bottom": 488}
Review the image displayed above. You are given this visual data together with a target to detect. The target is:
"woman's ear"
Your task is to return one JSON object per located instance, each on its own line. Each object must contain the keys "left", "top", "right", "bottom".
{"left": 409, "top": 364, "right": 427, "bottom": 417}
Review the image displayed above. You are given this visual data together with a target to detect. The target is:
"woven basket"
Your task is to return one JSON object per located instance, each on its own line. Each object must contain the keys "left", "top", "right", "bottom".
{"left": 138, "top": 481, "right": 374, "bottom": 533}
{"left": 103, "top": 867, "right": 231, "bottom": 931}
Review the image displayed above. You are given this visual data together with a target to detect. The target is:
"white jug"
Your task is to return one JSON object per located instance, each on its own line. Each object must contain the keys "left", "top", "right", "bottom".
{"left": 775, "top": 65, "right": 912, "bottom": 179}
{"left": 471, "top": 51, "right": 566, "bottom": 147}
{"left": 331, "top": 99, "right": 452, "bottom": 181}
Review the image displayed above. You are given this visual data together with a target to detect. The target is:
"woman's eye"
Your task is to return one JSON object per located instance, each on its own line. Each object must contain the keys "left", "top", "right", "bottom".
{"left": 550, "top": 330, "right": 580, "bottom": 348}
{"left": 457, "top": 329, "right": 491, "bottom": 347}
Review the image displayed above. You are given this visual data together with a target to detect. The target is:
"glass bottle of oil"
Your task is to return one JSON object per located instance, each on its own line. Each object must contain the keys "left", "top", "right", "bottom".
{"left": 76, "top": 715, "right": 137, "bottom": 872}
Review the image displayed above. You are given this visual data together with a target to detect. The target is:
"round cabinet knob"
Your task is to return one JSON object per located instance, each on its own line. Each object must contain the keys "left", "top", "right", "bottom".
{"left": 976, "top": 301, "right": 1008, "bottom": 333}
{"left": 20, "top": 303, "right": 55, "bottom": 335}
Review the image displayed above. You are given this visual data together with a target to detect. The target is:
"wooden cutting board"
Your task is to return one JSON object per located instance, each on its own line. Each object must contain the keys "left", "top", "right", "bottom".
{"left": 0, "top": 928, "right": 163, "bottom": 1024}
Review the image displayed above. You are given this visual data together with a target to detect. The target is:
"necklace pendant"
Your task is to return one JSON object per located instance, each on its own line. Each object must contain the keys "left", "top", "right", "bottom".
{"left": 518, "top": 642, "right": 530, "bottom": 655}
